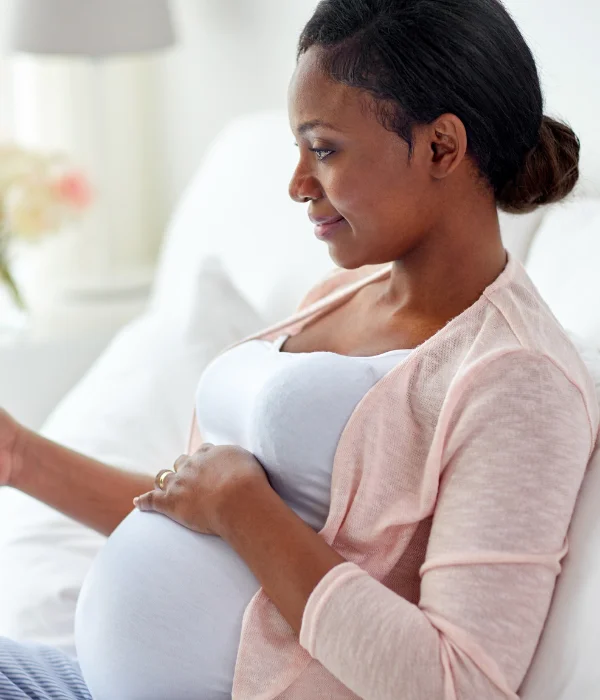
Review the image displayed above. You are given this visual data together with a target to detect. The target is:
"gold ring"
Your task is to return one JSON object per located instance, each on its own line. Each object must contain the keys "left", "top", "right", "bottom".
{"left": 157, "top": 469, "right": 175, "bottom": 490}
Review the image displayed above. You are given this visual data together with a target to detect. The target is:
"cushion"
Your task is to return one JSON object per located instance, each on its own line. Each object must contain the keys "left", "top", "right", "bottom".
{"left": 0, "top": 256, "right": 266, "bottom": 656}
{"left": 524, "top": 197, "right": 600, "bottom": 345}
{"left": 519, "top": 331, "right": 600, "bottom": 698}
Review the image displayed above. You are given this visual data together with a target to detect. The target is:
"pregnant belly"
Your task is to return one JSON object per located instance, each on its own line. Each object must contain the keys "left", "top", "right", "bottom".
{"left": 74, "top": 508, "right": 261, "bottom": 700}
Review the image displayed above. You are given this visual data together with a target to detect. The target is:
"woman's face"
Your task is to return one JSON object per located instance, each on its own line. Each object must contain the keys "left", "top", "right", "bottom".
{"left": 287, "top": 47, "right": 437, "bottom": 269}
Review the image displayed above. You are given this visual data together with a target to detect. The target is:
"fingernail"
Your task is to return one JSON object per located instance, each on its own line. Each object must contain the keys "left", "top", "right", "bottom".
{"left": 133, "top": 497, "right": 139, "bottom": 507}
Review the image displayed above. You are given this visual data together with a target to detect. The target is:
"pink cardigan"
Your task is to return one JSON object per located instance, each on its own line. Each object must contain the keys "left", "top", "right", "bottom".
{"left": 186, "top": 249, "right": 599, "bottom": 700}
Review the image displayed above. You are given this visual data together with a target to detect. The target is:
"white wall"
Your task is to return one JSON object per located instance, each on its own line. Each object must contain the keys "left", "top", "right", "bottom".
{"left": 157, "top": 0, "right": 319, "bottom": 214}
{"left": 158, "top": 0, "right": 600, "bottom": 223}
{"left": 505, "top": 0, "right": 600, "bottom": 195}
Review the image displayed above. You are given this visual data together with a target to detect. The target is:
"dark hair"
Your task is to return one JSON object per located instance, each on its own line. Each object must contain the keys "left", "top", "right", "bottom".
{"left": 297, "top": 0, "right": 580, "bottom": 214}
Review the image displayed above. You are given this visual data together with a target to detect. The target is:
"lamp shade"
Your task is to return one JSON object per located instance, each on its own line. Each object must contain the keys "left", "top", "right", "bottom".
{"left": 8, "top": 0, "right": 175, "bottom": 57}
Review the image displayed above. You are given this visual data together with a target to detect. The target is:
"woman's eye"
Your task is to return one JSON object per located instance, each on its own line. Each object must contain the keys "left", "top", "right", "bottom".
{"left": 292, "top": 142, "right": 333, "bottom": 162}
{"left": 309, "top": 148, "right": 333, "bottom": 162}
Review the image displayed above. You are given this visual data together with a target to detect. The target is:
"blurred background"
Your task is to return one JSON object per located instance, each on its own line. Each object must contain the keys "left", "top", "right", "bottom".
{"left": 0, "top": 0, "right": 597, "bottom": 343}
{"left": 0, "top": 0, "right": 323, "bottom": 341}
{"left": 0, "top": 0, "right": 600, "bottom": 410}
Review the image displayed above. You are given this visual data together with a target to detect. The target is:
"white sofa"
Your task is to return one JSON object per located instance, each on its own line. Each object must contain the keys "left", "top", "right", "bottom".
{"left": 0, "top": 108, "right": 599, "bottom": 699}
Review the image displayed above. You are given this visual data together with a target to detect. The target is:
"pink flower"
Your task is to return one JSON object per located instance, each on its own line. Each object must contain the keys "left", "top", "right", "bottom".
{"left": 53, "top": 171, "right": 93, "bottom": 209}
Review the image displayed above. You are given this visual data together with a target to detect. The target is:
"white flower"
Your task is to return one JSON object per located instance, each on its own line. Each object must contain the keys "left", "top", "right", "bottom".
{"left": 0, "top": 142, "right": 93, "bottom": 310}
{"left": 0, "top": 145, "right": 44, "bottom": 191}
{"left": 4, "top": 175, "right": 63, "bottom": 241}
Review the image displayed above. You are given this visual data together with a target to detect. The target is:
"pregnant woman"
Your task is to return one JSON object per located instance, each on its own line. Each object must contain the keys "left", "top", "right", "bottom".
{"left": 0, "top": 1, "right": 598, "bottom": 698}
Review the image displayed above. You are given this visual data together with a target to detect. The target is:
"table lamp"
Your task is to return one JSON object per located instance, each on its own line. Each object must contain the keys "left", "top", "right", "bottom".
{"left": 7, "top": 0, "right": 176, "bottom": 298}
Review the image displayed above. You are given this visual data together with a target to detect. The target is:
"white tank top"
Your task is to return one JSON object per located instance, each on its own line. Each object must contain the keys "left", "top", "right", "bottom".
{"left": 75, "top": 334, "right": 413, "bottom": 700}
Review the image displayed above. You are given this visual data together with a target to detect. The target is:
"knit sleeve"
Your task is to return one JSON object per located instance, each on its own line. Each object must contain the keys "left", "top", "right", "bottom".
{"left": 298, "top": 350, "right": 595, "bottom": 700}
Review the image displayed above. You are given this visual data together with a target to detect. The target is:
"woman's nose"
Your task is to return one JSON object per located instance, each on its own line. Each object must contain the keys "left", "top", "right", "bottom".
{"left": 288, "top": 165, "right": 322, "bottom": 203}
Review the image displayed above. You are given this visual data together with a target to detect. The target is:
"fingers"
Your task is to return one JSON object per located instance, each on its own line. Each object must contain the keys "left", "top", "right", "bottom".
{"left": 136, "top": 457, "right": 184, "bottom": 513}
{"left": 134, "top": 467, "right": 173, "bottom": 512}
{"left": 172, "top": 444, "right": 211, "bottom": 473}
{"left": 154, "top": 468, "right": 176, "bottom": 490}
{"left": 173, "top": 443, "right": 213, "bottom": 473}
{"left": 133, "top": 488, "right": 167, "bottom": 513}
{"left": 173, "top": 455, "right": 188, "bottom": 473}
{"left": 134, "top": 444, "right": 216, "bottom": 515}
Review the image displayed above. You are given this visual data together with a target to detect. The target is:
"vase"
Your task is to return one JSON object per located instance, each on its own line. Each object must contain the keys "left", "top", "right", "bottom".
{"left": 0, "top": 247, "right": 30, "bottom": 343}
{"left": 0, "top": 284, "right": 30, "bottom": 343}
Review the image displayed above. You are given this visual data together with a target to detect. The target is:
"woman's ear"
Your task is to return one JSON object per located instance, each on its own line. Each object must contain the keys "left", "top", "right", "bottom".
{"left": 428, "top": 113, "right": 468, "bottom": 180}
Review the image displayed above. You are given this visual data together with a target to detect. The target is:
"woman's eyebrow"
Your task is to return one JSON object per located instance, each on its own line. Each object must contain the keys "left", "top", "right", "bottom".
{"left": 297, "top": 119, "right": 344, "bottom": 135}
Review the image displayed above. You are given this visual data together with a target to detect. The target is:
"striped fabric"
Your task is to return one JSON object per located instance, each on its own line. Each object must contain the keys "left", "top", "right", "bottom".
{"left": 0, "top": 638, "right": 91, "bottom": 699}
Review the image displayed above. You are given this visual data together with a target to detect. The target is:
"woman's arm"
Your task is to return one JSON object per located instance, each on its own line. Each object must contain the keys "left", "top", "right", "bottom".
{"left": 215, "top": 350, "right": 595, "bottom": 700}
{"left": 11, "top": 427, "right": 154, "bottom": 537}
{"left": 215, "top": 475, "right": 348, "bottom": 636}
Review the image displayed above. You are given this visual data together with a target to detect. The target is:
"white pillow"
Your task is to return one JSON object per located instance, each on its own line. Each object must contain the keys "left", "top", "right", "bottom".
{"left": 519, "top": 331, "right": 600, "bottom": 699}
{"left": 524, "top": 197, "right": 600, "bottom": 345}
{"left": 0, "top": 256, "right": 266, "bottom": 656}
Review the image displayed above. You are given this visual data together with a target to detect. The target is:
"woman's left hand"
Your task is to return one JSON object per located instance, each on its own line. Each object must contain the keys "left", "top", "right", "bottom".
{"left": 133, "top": 444, "right": 272, "bottom": 536}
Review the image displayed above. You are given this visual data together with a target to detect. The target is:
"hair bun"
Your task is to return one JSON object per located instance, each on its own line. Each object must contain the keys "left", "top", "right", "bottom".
{"left": 497, "top": 116, "right": 580, "bottom": 214}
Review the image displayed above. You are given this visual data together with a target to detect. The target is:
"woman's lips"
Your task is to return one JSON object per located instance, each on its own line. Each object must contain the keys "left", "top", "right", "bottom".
{"left": 314, "top": 217, "right": 346, "bottom": 239}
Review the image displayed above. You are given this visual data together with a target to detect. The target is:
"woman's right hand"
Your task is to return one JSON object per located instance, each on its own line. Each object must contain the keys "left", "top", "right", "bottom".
{"left": 0, "top": 408, "right": 26, "bottom": 487}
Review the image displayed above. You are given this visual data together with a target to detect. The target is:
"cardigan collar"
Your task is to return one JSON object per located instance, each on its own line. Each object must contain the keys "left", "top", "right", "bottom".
{"left": 223, "top": 248, "right": 516, "bottom": 363}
